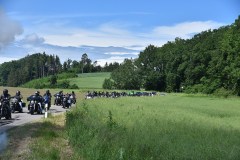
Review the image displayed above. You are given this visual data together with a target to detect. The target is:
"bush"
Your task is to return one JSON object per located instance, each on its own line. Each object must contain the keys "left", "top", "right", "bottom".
{"left": 213, "top": 87, "right": 233, "bottom": 98}
{"left": 57, "top": 80, "right": 70, "bottom": 88}
{"left": 69, "top": 84, "right": 79, "bottom": 89}
{"left": 102, "top": 78, "right": 114, "bottom": 89}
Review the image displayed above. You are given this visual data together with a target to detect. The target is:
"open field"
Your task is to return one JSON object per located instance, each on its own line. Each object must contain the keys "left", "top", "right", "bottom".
{"left": 69, "top": 72, "right": 111, "bottom": 89}
{"left": 66, "top": 94, "right": 240, "bottom": 159}
{"left": 22, "top": 72, "right": 111, "bottom": 89}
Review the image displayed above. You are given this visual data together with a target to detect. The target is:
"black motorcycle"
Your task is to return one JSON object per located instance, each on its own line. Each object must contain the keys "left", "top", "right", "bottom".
{"left": 29, "top": 100, "right": 43, "bottom": 115}
{"left": 62, "top": 96, "right": 71, "bottom": 108}
{"left": 0, "top": 98, "right": 12, "bottom": 119}
{"left": 10, "top": 97, "right": 23, "bottom": 113}
{"left": 54, "top": 94, "right": 62, "bottom": 106}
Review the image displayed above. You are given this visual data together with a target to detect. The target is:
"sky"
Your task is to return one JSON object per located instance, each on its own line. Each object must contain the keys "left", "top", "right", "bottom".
{"left": 0, "top": 0, "right": 239, "bottom": 66}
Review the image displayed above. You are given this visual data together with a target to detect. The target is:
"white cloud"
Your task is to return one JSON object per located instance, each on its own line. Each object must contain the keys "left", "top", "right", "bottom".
{"left": 0, "top": 9, "right": 23, "bottom": 49}
{"left": 21, "top": 33, "right": 45, "bottom": 44}
{"left": 153, "top": 21, "right": 225, "bottom": 39}
{"left": 104, "top": 52, "right": 139, "bottom": 55}
{"left": 39, "top": 20, "right": 224, "bottom": 51}
{"left": 0, "top": 57, "right": 18, "bottom": 64}
{"left": 96, "top": 56, "right": 130, "bottom": 66}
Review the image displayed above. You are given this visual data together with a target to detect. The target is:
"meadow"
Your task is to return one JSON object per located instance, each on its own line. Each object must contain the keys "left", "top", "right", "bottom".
{"left": 70, "top": 72, "right": 111, "bottom": 89}
{"left": 66, "top": 94, "right": 240, "bottom": 159}
{"left": 21, "top": 72, "right": 110, "bottom": 89}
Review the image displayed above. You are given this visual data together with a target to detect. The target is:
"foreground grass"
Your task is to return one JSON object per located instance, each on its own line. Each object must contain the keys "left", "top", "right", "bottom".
{"left": 0, "top": 114, "right": 74, "bottom": 160}
{"left": 66, "top": 94, "right": 240, "bottom": 159}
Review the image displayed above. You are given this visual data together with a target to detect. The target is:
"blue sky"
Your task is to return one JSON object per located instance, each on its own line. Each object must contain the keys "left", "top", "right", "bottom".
{"left": 0, "top": 0, "right": 239, "bottom": 65}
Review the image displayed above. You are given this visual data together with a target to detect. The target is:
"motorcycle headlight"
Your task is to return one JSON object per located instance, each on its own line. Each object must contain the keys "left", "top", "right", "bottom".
{"left": 30, "top": 100, "right": 35, "bottom": 104}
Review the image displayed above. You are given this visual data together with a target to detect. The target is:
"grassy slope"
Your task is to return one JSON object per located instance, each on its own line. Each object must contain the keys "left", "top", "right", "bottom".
{"left": 66, "top": 94, "right": 240, "bottom": 159}
{"left": 69, "top": 72, "right": 111, "bottom": 89}
{"left": 22, "top": 72, "right": 111, "bottom": 89}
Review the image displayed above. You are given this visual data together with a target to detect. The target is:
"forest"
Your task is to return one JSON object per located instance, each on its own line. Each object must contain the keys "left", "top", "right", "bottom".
{"left": 105, "top": 16, "right": 240, "bottom": 95}
{"left": 0, "top": 52, "right": 119, "bottom": 87}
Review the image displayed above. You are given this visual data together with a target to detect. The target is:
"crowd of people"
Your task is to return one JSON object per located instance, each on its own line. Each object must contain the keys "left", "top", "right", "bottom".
{"left": 0, "top": 89, "right": 77, "bottom": 118}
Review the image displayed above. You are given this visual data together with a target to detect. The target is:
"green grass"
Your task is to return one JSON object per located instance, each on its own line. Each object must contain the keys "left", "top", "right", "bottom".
{"left": 22, "top": 72, "right": 111, "bottom": 89}
{"left": 69, "top": 72, "right": 111, "bottom": 89}
{"left": 66, "top": 94, "right": 240, "bottom": 159}
{"left": 0, "top": 114, "right": 74, "bottom": 160}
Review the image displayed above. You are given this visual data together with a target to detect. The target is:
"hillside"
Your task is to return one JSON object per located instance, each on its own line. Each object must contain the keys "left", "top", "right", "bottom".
{"left": 22, "top": 72, "right": 111, "bottom": 89}
{"left": 70, "top": 72, "right": 111, "bottom": 89}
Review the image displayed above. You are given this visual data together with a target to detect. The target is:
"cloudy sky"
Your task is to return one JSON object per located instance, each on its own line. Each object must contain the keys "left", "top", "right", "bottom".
{"left": 0, "top": 0, "right": 239, "bottom": 66}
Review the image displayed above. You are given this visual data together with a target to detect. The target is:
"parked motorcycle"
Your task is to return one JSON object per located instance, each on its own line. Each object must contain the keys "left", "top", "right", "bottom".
{"left": 0, "top": 97, "right": 12, "bottom": 119}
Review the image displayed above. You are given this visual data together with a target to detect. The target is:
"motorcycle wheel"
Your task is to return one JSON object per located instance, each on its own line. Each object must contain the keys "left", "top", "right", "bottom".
{"left": 30, "top": 107, "right": 34, "bottom": 115}
{"left": 11, "top": 106, "right": 15, "bottom": 113}
{"left": 5, "top": 108, "right": 11, "bottom": 119}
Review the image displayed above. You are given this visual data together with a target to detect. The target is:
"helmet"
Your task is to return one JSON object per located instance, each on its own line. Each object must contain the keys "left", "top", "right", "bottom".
{"left": 35, "top": 91, "right": 39, "bottom": 96}
{"left": 3, "top": 89, "right": 8, "bottom": 95}
{"left": 16, "top": 90, "right": 20, "bottom": 95}
{"left": 46, "top": 90, "right": 50, "bottom": 94}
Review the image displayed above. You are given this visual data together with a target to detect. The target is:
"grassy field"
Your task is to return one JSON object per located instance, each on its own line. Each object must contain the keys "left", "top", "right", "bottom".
{"left": 66, "top": 94, "right": 240, "bottom": 159}
{"left": 1, "top": 87, "right": 240, "bottom": 159}
{"left": 69, "top": 72, "right": 111, "bottom": 89}
{"left": 22, "top": 72, "right": 111, "bottom": 89}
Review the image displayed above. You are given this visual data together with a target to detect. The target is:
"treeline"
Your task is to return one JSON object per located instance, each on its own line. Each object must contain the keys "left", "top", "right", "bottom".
{"left": 105, "top": 16, "right": 240, "bottom": 95}
{"left": 0, "top": 53, "right": 62, "bottom": 86}
{"left": 0, "top": 52, "right": 119, "bottom": 87}
{"left": 62, "top": 53, "right": 120, "bottom": 73}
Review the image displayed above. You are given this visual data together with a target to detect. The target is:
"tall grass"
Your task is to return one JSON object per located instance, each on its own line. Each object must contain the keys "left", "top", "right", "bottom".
{"left": 66, "top": 94, "right": 240, "bottom": 159}
{"left": 0, "top": 114, "right": 74, "bottom": 160}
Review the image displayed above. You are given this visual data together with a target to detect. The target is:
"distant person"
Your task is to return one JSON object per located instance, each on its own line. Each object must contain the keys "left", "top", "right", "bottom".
{"left": 70, "top": 91, "right": 76, "bottom": 104}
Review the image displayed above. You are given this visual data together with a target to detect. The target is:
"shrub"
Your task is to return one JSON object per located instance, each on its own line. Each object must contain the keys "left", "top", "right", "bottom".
{"left": 102, "top": 78, "right": 114, "bottom": 89}
{"left": 213, "top": 87, "right": 233, "bottom": 98}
